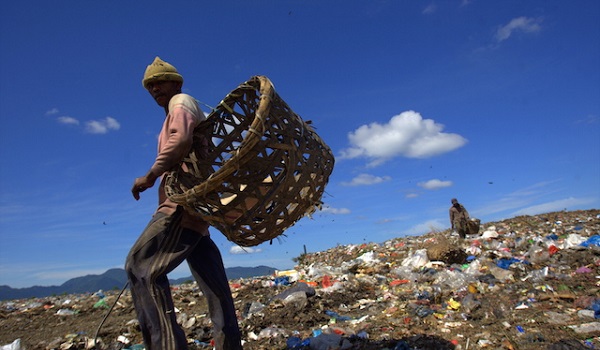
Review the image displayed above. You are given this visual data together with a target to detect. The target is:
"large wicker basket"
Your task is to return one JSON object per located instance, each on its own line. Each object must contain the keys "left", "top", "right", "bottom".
{"left": 164, "top": 76, "right": 335, "bottom": 247}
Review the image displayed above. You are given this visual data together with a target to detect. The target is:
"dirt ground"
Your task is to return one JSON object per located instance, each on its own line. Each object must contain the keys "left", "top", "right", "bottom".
{"left": 1, "top": 209, "right": 599, "bottom": 350}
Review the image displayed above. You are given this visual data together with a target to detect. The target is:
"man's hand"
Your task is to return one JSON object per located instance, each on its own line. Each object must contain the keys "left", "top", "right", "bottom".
{"left": 131, "top": 171, "right": 158, "bottom": 200}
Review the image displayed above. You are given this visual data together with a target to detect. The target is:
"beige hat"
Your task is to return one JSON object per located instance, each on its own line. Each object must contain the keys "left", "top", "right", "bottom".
{"left": 142, "top": 57, "right": 184, "bottom": 88}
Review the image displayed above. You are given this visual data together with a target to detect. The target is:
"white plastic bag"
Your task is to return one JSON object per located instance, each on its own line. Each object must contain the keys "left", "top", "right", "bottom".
{"left": 0, "top": 339, "right": 20, "bottom": 350}
{"left": 401, "top": 249, "right": 430, "bottom": 268}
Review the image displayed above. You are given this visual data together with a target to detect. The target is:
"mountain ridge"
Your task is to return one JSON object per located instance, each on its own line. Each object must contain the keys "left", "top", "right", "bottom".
{"left": 0, "top": 265, "right": 277, "bottom": 301}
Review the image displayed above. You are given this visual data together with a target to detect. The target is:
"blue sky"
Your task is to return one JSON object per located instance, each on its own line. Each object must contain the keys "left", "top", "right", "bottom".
{"left": 1, "top": 1, "right": 598, "bottom": 288}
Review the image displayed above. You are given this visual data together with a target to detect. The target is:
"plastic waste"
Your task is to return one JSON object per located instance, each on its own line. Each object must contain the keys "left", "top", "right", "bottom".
{"left": 524, "top": 266, "right": 549, "bottom": 282}
{"left": 408, "top": 303, "right": 434, "bottom": 318}
{"left": 487, "top": 264, "right": 514, "bottom": 282}
{"left": 497, "top": 257, "right": 521, "bottom": 270}
{"left": 463, "top": 258, "right": 482, "bottom": 276}
{"left": 446, "top": 298, "right": 460, "bottom": 310}
{"left": 274, "top": 276, "right": 290, "bottom": 286}
{"left": 433, "top": 269, "right": 473, "bottom": 290}
{"left": 93, "top": 299, "right": 109, "bottom": 309}
{"left": 321, "top": 275, "right": 333, "bottom": 288}
{"left": 392, "top": 266, "right": 419, "bottom": 282}
{"left": 545, "top": 311, "right": 571, "bottom": 325}
{"left": 577, "top": 309, "right": 595, "bottom": 319}
{"left": 580, "top": 235, "right": 600, "bottom": 247}
{"left": 325, "top": 310, "right": 352, "bottom": 322}
{"left": 563, "top": 234, "right": 587, "bottom": 248}
{"left": 390, "top": 279, "right": 410, "bottom": 287}
{"left": 307, "top": 265, "right": 332, "bottom": 279}
{"left": 56, "top": 308, "right": 76, "bottom": 316}
{"left": 592, "top": 299, "right": 600, "bottom": 319}
{"left": 286, "top": 336, "right": 311, "bottom": 349}
{"left": 401, "top": 249, "right": 429, "bottom": 268}
{"left": 547, "top": 339, "right": 588, "bottom": 350}
{"left": 575, "top": 266, "right": 593, "bottom": 274}
{"left": 356, "top": 251, "right": 380, "bottom": 265}
{"left": 0, "top": 339, "right": 20, "bottom": 350}
{"left": 356, "top": 330, "right": 368, "bottom": 339}
{"left": 258, "top": 326, "right": 288, "bottom": 339}
{"left": 528, "top": 245, "right": 549, "bottom": 264}
{"left": 461, "top": 293, "right": 481, "bottom": 313}
{"left": 309, "top": 333, "right": 352, "bottom": 350}
{"left": 283, "top": 291, "right": 308, "bottom": 309}
{"left": 273, "top": 282, "right": 316, "bottom": 301}
{"left": 286, "top": 336, "right": 303, "bottom": 349}
{"left": 481, "top": 227, "right": 499, "bottom": 239}
{"left": 393, "top": 340, "right": 411, "bottom": 350}
{"left": 568, "top": 322, "right": 600, "bottom": 334}
{"left": 247, "top": 301, "right": 265, "bottom": 316}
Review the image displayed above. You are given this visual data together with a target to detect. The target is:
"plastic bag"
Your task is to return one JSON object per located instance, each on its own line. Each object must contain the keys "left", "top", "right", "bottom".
{"left": 401, "top": 249, "right": 429, "bottom": 268}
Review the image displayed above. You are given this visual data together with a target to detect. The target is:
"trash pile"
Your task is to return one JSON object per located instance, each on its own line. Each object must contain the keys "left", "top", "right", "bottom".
{"left": 1, "top": 209, "right": 599, "bottom": 350}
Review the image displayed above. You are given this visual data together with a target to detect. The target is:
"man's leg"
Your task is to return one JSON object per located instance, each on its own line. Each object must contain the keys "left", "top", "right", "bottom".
{"left": 185, "top": 234, "right": 243, "bottom": 350}
{"left": 125, "top": 211, "right": 194, "bottom": 350}
{"left": 458, "top": 219, "right": 467, "bottom": 239}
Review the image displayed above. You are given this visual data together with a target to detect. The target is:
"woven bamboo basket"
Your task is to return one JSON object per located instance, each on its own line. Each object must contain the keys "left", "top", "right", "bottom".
{"left": 164, "top": 76, "right": 335, "bottom": 247}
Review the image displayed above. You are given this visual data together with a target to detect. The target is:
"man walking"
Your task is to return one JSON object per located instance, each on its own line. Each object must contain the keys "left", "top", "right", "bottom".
{"left": 449, "top": 198, "right": 470, "bottom": 239}
{"left": 125, "top": 57, "right": 243, "bottom": 350}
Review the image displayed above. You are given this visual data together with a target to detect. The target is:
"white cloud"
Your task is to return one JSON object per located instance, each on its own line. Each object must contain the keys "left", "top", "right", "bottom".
{"left": 229, "top": 245, "right": 262, "bottom": 254}
{"left": 417, "top": 179, "right": 453, "bottom": 190}
{"left": 473, "top": 181, "right": 597, "bottom": 220}
{"left": 495, "top": 17, "right": 542, "bottom": 43}
{"left": 339, "top": 111, "right": 467, "bottom": 166}
{"left": 45, "top": 108, "right": 59, "bottom": 116}
{"left": 511, "top": 197, "right": 596, "bottom": 217}
{"left": 575, "top": 114, "right": 599, "bottom": 125}
{"left": 423, "top": 3, "right": 436, "bottom": 14}
{"left": 321, "top": 206, "right": 351, "bottom": 215}
{"left": 376, "top": 218, "right": 394, "bottom": 224}
{"left": 475, "top": 180, "right": 561, "bottom": 216}
{"left": 405, "top": 193, "right": 419, "bottom": 199}
{"left": 405, "top": 219, "right": 446, "bottom": 235}
{"left": 85, "top": 116, "right": 121, "bottom": 134}
{"left": 341, "top": 173, "right": 391, "bottom": 186}
{"left": 57, "top": 116, "right": 80, "bottom": 125}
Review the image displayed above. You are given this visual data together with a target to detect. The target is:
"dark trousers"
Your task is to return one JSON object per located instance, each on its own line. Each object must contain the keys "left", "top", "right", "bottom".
{"left": 125, "top": 209, "right": 242, "bottom": 350}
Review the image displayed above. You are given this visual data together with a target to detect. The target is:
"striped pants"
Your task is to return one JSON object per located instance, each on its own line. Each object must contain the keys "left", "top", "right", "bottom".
{"left": 125, "top": 208, "right": 242, "bottom": 350}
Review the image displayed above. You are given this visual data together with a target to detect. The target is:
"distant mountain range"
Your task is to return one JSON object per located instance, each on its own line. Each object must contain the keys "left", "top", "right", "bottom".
{"left": 0, "top": 266, "right": 277, "bottom": 301}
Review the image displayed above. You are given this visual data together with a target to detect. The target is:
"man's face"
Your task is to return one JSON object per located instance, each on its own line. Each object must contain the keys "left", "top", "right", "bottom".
{"left": 146, "top": 80, "right": 182, "bottom": 108}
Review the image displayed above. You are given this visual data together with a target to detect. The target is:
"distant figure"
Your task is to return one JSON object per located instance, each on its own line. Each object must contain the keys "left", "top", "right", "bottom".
{"left": 449, "top": 198, "right": 470, "bottom": 239}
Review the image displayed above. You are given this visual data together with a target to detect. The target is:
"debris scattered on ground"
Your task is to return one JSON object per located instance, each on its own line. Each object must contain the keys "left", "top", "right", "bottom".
{"left": 1, "top": 209, "right": 599, "bottom": 349}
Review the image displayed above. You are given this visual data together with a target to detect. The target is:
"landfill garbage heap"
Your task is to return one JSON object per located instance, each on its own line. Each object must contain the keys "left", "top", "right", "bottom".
{"left": 0, "top": 209, "right": 599, "bottom": 350}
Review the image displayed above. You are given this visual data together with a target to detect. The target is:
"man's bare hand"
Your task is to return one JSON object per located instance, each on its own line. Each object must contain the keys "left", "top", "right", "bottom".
{"left": 131, "top": 172, "right": 158, "bottom": 200}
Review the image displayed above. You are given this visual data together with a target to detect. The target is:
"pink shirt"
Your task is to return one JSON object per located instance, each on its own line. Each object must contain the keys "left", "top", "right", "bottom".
{"left": 151, "top": 93, "right": 209, "bottom": 235}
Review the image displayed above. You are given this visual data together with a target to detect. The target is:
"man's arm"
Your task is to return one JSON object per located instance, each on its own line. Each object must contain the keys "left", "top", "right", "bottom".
{"left": 131, "top": 105, "right": 197, "bottom": 200}
{"left": 150, "top": 106, "right": 196, "bottom": 176}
